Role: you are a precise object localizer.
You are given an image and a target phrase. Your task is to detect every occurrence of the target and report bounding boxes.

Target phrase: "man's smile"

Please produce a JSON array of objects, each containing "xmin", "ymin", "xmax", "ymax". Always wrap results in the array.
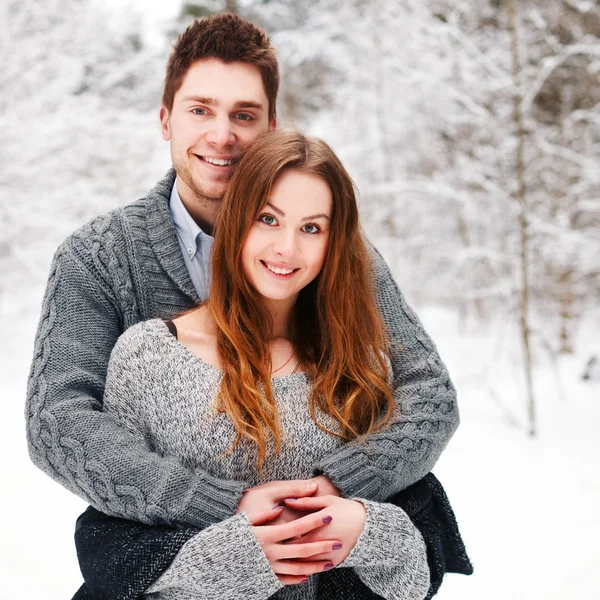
[{"xmin": 195, "ymin": 154, "xmax": 237, "ymax": 167}]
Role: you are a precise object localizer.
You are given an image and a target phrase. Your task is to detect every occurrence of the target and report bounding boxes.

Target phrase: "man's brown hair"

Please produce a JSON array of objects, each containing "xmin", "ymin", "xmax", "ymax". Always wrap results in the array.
[{"xmin": 162, "ymin": 13, "xmax": 279, "ymax": 122}]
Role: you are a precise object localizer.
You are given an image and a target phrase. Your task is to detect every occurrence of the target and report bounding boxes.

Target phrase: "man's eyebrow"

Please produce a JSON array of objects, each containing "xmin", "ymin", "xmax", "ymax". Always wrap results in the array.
[
  {"xmin": 265, "ymin": 202, "xmax": 330, "ymax": 221},
  {"xmin": 234, "ymin": 100, "xmax": 264, "ymax": 110},
  {"xmin": 182, "ymin": 96, "xmax": 217, "ymax": 105},
  {"xmin": 181, "ymin": 96, "xmax": 264, "ymax": 110}
]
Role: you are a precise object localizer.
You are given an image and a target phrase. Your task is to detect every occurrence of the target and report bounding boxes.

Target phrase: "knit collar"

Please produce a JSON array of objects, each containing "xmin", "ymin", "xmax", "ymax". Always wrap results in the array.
[{"xmin": 144, "ymin": 169, "xmax": 200, "ymax": 303}]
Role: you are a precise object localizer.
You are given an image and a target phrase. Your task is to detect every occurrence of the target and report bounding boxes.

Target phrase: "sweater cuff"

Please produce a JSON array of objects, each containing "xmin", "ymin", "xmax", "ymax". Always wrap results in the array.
[
  {"xmin": 182, "ymin": 470, "xmax": 248, "ymax": 527},
  {"xmin": 314, "ymin": 447, "xmax": 385, "ymax": 501},
  {"xmin": 340, "ymin": 499, "xmax": 424, "ymax": 568},
  {"xmin": 339, "ymin": 500, "xmax": 431, "ymax": 599},
  {"xmin": 149, "ymin": 513, "xmax": 283, "ymax": 599},
  {"xmin": 340, "ymin": 499, "xmax": 397, "ymax": 567}
]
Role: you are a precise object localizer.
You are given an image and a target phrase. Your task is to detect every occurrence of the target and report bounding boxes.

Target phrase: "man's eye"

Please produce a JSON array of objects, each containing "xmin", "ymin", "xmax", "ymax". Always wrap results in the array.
[
  {"xmin": 302, "ymin": 224, "xmax": 320, "ymax": 234},
  {"xmin": 236, "ymin": 113, "xmax": 253, "ymax": 121},
  {"xmin": 192, "ymin": 108, "xmax": 207, "ymax": 115},
  {"xmin": 260, "ymin": 215, "xmax": 277, "ymax": 226}
]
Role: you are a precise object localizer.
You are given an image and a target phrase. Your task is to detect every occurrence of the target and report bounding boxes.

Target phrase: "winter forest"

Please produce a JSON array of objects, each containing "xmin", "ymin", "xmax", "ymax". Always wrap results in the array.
[{"xmin": 1, "ymin": 0, "xmax": 599, "ymax": 598}]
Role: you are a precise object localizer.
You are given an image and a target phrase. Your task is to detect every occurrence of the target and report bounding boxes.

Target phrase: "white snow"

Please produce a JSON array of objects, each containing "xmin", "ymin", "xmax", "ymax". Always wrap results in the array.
[
  {"xmin": 1, "ymin": 0, "xmax": 598, "ymax": 596},
  {"xmin": 2, "ymin": 303, "xmax": 598, "ymax": 599}
]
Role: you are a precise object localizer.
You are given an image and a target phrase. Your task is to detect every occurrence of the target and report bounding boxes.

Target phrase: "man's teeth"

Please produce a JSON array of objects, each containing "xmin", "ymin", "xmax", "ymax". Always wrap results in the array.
[
  {"xmin": 203, "ymin": 157, "xmax": 234, "ymax": 166},
  {"xmin": 266, "ymin": 263, "xmax": 295, "ymax": 275}
]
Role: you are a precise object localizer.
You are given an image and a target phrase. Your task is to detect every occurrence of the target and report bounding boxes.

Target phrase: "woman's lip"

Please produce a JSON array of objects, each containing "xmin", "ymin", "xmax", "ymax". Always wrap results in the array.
[
  {"xmin": 262, "ymin": 260, "xmax": 297, "ymax": 270},
  {"xmin": 260, "ymin": 260, "xmax": 299, "ymax": 277}
]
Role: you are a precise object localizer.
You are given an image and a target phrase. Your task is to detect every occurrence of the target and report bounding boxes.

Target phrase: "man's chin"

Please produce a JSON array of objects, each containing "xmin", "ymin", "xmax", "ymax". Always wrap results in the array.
[
  {"xmin": 198, "ymin": 186, "xmax": 227, "ymax": 203},
  {"xmin": 174, "ymin": 166, "xmax": 229, "ymax": 203},
  {"xmin": 189, "ymin": 179, "xmax": 228, "ymax": 204}
]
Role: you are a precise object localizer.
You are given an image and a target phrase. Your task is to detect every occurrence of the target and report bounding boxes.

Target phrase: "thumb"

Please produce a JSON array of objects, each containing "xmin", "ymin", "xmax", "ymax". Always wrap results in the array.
[
  {"xmin": 247, "ymin": 505, "xmax": 284, "ymax": 526},
  {"xmin": 284, "ymin": 496, "xmax": 333, "ymax": 510},
  {"xmin": 272, "ymin": 481, "xmax": 318, "ymax": 502}
]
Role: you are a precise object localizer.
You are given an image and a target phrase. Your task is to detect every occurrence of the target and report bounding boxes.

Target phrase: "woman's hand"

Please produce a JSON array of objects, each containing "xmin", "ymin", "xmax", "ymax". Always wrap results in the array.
[
  {"xmin": 236, "ymin": 479, "xmax": 318, "ymax": 522},
  {"xmin": 268, "ymin": 475, "xmax": 341, "ymax": 529},
  {"xmin": 249, "ymin": 506, "xmax": 342, "ymax": 585},
  {"xmin": 283, "ymin": 495, "xmax": 367, "ymax": 565}
]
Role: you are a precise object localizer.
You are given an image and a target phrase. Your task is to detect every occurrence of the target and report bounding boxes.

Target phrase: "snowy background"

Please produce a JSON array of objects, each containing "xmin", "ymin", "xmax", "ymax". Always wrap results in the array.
[{"xmin": 1, "ymin": 0, "xmax": 599, "ymax": 598}]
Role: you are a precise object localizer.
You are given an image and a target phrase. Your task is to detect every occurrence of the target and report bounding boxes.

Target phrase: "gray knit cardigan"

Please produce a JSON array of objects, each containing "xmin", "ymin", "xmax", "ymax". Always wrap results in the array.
[{"xmin": 26, "ymin": 169, "xmax": 459, "ymax": 529}]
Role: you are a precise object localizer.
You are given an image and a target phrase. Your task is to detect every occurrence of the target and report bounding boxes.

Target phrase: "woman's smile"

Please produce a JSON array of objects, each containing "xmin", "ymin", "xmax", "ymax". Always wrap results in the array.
[{"xmin": 260, "ymin": 260, "xmax": 300, "ymax": 279}]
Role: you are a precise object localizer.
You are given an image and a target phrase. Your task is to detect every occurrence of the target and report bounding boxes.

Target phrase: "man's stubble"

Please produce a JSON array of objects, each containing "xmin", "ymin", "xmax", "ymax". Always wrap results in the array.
[{"xmin": 176, "ymin": 160, "xmax": 228, "ymax": 206}]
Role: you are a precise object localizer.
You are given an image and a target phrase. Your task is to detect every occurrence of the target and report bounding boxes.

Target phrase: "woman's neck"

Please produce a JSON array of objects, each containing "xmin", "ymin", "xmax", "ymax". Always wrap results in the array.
[
  {"xmin": 198, "ymin": 297, "xmax": 296, "ymax": 341},
  {"xmin": 263, "ymin": 296, "xmax": 296, "ymax": 339}
]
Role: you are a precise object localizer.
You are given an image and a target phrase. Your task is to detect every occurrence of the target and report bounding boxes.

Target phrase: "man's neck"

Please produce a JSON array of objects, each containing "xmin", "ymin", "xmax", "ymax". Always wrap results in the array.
[{"xmin": 176, "ymin": 177, "xmax": 219, "ymax": 236}]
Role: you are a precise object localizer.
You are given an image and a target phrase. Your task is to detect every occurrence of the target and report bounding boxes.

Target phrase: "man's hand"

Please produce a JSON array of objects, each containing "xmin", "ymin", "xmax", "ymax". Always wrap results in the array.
[
  {"xmin": 235, "ymin": 479, "xmax": 318, "ymax": 523},
  {"xmin": 249, "ymin": 506, "xmax": 341, "ymax": 585},
  {"xmin": 311, "ymin": 474, "xmax": 341, "ymax": 498}
]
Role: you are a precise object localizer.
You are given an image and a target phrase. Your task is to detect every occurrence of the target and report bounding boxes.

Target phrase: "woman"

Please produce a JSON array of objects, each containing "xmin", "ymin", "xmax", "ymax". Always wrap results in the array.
[{"xmin": 75, "ymin": 130, "xmax": 471, "ymax": 599}]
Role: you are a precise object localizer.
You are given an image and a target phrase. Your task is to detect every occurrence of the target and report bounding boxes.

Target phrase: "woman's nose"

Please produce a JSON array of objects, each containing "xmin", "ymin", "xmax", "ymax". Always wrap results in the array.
[{"xmin": 273, "ymin": 230, "xmax": 296, "ymax": 258}]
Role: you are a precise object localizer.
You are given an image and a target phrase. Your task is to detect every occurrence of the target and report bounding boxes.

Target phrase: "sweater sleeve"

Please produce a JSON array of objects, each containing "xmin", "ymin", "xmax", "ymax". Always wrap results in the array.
[
  {"xmin": 146, "ymin": 513, "xmax": 283, "ymax": 600},
  {"xmin": 25, "ymin": 240, "xmax": 246, "ymax": 528},
  {"xmin": 339, "ymin": 499, "xmax": 430, "ymax": 600},
  {"xmin": 314, "ymin": 243, "xmax": 459, "ymax": 501}
]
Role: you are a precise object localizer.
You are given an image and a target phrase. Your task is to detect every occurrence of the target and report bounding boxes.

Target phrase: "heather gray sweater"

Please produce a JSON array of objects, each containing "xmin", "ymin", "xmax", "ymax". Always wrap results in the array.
[
  {"xmin": 26, "ymin": 169, "xmax": 458, "ymax": 528},
  {"xmin": 103, "ymin": 319, "xmax": 430, "ymax": 600}
]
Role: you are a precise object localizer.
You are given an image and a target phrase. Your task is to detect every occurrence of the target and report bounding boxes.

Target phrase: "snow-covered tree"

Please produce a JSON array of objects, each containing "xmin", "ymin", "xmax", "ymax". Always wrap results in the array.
[
  {"xmin": 241, "ymin": 0, "xmax": 600, "ymax": 357},
  {"xmin": 0, "ymin": 0, "xmax": 167, "ymax": 309}
]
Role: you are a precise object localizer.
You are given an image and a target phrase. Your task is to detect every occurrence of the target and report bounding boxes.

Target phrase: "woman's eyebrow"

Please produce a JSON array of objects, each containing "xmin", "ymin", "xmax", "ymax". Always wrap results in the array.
[
  {"xmin": 302, "ymin": 213, "xmax": 330, "ymax": 221},
  {"xmin": 265, "ymin": 202, "xmax": 330, "ymax": 221}
]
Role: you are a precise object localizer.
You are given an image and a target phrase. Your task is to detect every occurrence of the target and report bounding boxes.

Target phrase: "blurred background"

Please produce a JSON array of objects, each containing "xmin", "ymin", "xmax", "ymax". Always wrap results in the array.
[{"xmin": 1, "ymin": 0, "xmax": 599, "ymax": 597}]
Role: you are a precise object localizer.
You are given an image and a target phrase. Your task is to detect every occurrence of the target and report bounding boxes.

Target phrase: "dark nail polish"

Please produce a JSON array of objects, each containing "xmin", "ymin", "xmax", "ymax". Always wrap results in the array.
[
  {"xmin": 323, "ymin": 563, "xmax": 335, "ymax": 571},
  {"xmin": 322, "ymin": 515, "xmax": 333, "ymax": 524},
  {"xmin": 332, "ymin": 543, "xmax": 343, "ymax": 550}
]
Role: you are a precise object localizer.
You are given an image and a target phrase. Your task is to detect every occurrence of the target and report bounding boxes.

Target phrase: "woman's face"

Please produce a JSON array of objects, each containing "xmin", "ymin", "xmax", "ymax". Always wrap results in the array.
[{"xmin": 241, "ymin": 169, "xmax": 332, "ymax": 306}]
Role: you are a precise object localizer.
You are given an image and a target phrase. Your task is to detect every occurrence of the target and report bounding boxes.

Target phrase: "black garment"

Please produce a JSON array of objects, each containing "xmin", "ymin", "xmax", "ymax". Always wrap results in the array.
[{"xmin": 73, "ymin": 473, "xmax": 472, "ymax": 600}]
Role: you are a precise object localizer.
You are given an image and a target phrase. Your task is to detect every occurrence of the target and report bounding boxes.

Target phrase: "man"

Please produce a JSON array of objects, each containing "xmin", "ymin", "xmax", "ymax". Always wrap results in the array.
[{"xmin": 26, "ymin": 13, "xmax": 458, "ymax": 534}]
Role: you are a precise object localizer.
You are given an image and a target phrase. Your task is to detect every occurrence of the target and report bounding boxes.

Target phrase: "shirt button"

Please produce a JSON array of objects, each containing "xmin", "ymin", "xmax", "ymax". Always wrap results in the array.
[{"xmin": 187, "ymin": 247, "xmax": 193, "ymax": 254}]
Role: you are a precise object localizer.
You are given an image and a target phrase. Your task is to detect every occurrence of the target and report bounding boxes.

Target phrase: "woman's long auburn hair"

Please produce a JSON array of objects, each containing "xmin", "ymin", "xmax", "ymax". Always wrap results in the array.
[{"xmin": 207, "ymin": 130, "xmax": 395, "ymax": 467}]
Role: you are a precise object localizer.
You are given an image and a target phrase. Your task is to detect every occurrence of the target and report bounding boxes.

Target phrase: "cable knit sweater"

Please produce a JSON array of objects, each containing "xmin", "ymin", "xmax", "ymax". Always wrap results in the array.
[
  {"xmin": 102, "ymin": 319, "xmax": 430, "ymax": 600},
  {"xmin": 26, "ymin": 169, "xmax": 458, "ymax": 529}
]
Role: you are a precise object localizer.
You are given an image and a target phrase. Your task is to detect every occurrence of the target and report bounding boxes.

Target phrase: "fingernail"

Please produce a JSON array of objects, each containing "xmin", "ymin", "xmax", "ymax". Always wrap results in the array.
[
  {"xmin": 322, "ymin": 515, "xmax": 333, "ymax": 524},
  {"xmin": 300, "ymin": 577, "xmax": 309, "ymax": 584},
  {"xmin": 305, "ymin": 482, "xmax": 318, "ymax": 489},
  {"xmin": 272, "ymin": 505, "xmax": 284, "ymax": 510},
  {"xmin": 323, "ymin": 563, "xmax": 335, "ymax": 571},
  {"xmin": 332, "ymin": 543, "xmax": 342, "ymax": 550},
  {"xmin": 284, "ymin": 497, "xmax": 298, "ymax": 502}
]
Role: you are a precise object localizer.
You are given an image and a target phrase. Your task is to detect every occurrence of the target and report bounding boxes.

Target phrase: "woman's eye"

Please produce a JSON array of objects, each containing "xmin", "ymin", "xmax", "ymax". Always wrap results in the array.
[
  {"xmin": 260, "ymin": 215, "xmax": 277, "ymax": 226},
  {"xmin": 302, "ymin": 224, "xmax": 320, "ymax": 234}
]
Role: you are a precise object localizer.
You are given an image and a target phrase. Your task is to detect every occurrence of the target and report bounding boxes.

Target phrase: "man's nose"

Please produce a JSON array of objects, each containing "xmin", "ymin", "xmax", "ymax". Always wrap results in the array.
[{"xmin": 205, "ymin": 116, "xmax": 235, "ymax": 147}]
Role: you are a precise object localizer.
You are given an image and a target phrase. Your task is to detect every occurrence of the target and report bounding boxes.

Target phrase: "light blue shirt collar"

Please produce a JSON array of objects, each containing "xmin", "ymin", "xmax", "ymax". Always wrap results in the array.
[{"xmin": 169, "ymin": 181, "xmax": 206, "ymax": 259}]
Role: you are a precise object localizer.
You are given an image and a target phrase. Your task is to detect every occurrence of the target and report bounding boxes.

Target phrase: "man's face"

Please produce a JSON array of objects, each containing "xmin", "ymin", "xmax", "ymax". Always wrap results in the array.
[{"xmin": 160, "ymin": 58, "xmax": 276, "ymax": 206}]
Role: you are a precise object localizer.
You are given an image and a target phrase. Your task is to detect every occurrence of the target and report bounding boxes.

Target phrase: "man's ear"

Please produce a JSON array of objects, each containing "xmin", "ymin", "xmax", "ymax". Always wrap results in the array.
[
  {"xmin": 159, "ymin": 106, "xmax": 171, "ymax": 141},
  {"xmin": 269, "ymin": 115, "xmax": 277, "ymax": 131}
]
